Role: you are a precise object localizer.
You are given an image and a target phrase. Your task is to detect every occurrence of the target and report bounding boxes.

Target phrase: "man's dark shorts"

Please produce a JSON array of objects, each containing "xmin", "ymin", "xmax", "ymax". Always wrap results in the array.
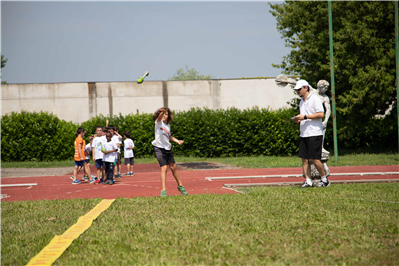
[
  {"xmin": 298, "ymin": 136, "xmax": 323, "ymax": 160},
  {"xmin": 153, "ymin": 146, "xmax": 175, "ymax": 167}
]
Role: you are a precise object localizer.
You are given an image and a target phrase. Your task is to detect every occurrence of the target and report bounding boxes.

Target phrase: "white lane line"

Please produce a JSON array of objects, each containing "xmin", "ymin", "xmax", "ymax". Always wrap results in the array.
[
  {"xmin": 223, "ymin": 178, "xmax": 399, "ymax": 188},
  {"xmin": 222, "ymin": 187, "xmax": 245, "ymax": 194},
  {"xmin": 0, "ymin": 183, "xmax": 38, "ymax": 187},
  {"xmin": 206, "ymin": 172, "xmax": 399, "ymax": 181}
]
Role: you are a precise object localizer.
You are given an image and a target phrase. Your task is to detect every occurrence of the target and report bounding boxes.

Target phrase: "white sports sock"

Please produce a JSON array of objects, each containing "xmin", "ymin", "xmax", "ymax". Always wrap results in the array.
[
  {"xmin": 321, "ymin": 175, "xmax": 327, "ymax": 182},
  {"xmin": 306, "ymin": 178, "xmax": 312, "ymax": 185}
]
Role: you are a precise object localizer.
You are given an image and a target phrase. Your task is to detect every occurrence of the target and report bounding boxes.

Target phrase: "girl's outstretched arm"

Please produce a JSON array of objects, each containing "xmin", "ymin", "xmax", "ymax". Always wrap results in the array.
[{"xmin": 169, "ymin": 135, "xmax": 184, "ymax": 145}]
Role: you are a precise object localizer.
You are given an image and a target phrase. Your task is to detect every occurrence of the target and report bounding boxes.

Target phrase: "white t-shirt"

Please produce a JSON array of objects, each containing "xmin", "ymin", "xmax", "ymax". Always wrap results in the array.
[
  {"xmin": 85, "ymin": 143, "xmax": 92, "ymax": 160},
  {"xmin": 151, "ymin": 120, "xmax": 171, "ymax": 150},
  {"xmin": 299, "ymin": 93, "xmax": 324, "ymax": 137},
  {"xmin": 103, "ymin": 141, "xmax": 118, "ymax": 163},
  {"xmin": 112, "ymin": 135, "xmax": 121, "ymax": 153},
  {"xmin": 124, "ymin": 139, "xmax": 135, "ymax": 158},
  {"xmin": 92, "ymin": 136, "xmax": 106, "ymax": 161}
]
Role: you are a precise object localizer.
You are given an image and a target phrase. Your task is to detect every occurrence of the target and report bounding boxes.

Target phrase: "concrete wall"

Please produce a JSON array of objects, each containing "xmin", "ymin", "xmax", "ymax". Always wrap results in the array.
[{"xmin": 1, "ymin": 79, "xmax": 297, "ymax": 123}]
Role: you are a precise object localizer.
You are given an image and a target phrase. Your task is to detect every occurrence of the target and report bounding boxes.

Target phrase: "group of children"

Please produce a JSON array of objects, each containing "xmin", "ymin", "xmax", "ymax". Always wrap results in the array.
[
  {"xmin": 72, "ymin": 125, "xmax": 135, "ymax": 185},
  {"xmin": 72, "ymin": 107, "xmax": 188, "ymax": 197}
]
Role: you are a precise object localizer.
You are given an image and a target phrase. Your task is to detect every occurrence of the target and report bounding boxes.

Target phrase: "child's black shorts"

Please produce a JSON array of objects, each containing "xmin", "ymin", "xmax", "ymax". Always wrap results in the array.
[
  {"xmin": 153, "ymin": 146, "xmax": 175, "ymax": 167},
  {"xmin": 124, "ymin": 157, "xmax": 134, "ymax": 165}
]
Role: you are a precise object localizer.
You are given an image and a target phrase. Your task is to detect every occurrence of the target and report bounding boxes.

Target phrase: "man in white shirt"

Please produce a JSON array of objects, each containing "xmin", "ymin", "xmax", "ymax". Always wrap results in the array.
[{"xmin": 293, "ymin": 80, "xmax": 330, "ymax": 188}]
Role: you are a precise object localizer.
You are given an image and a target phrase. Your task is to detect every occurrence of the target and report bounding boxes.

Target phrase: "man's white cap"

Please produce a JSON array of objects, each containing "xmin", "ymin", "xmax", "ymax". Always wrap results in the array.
[{"xmin": 293, "ymin": 80, "xmax": 309, "ymax": 90}]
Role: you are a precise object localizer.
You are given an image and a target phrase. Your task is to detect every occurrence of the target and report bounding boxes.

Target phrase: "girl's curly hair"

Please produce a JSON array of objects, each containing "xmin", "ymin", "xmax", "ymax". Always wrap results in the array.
[{"xmin": 152, "ymin": 107, "xmax": 173, "ymax": 123}]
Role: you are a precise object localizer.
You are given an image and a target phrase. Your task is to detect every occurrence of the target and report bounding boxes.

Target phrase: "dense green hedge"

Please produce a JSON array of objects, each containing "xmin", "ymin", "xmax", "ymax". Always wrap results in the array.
[
  {"xmin": 2, "ymin": 107, "xmax": 395, "ymax": 162},
  {"xmin": 1, "ymin": 108, "xmax": 298, "ymax": 162},
  {"xmin": 1, "ymin": 111, "xmax": 77, "ymax": 161},
  {"xmin": 171, "ymin": 107, "xmax": 298, "ymax": 157}
]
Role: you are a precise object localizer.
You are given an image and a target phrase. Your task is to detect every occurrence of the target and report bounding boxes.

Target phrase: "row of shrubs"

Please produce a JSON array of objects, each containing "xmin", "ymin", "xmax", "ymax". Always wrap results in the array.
[
  {"xmin": 1, "ymin": 107, "xmax": 396, "ymax": 162},
  {"xmin": 1, "ymin": 108, "xmax": 299, "ymax": 162}
]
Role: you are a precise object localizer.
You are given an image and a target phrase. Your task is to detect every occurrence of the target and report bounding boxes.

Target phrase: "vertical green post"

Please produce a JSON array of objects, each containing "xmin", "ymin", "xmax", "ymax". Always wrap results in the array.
[
  {"xmin": 328, "ymin": 1, "xmax": 338, "ymax": 162},
  {"xmin": 396, "ymin": 1, "xmax": 399, "ymax": 155}
]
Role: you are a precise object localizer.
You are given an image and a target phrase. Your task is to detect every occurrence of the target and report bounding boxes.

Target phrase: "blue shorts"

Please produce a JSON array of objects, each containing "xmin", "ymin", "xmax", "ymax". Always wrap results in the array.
[
  {"xmin": 75, "ymin": 160, "xmax": 84, "ymax": 167},
  {"xmin": 84, "ymin": 159, "xmax": 90, "ymax": 164},
  {"xmin": 95, "ymin": 159, "xmax": 104, "ymax": 169}
]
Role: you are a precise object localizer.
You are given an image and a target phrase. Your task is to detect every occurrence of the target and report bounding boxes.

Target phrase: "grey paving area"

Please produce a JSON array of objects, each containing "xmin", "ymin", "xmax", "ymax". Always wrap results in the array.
[{"xmin": 1, "ymin": 167, "xmax": 72, "ymax": 178}]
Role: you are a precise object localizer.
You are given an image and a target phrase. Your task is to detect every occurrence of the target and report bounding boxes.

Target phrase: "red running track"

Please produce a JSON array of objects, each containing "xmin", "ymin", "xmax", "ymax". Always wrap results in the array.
[{"xmin": 1, "ymin": 164, "xmax": 398, "ymax": 202}]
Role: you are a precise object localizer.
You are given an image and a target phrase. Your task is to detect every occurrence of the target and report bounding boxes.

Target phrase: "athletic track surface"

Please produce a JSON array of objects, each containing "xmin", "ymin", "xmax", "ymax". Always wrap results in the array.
[{"xmin": 1, "ymin": 164, "xmax": 398, "ymax": 202}]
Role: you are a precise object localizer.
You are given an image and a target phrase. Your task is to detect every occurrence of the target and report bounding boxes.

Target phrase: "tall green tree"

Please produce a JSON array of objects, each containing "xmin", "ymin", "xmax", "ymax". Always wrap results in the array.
[
  {"xmin": 270, "ymin": 1, "xmax": 397, "ymax": 149},
  {"xmin": 0, "ymin": 53, "xmax": 8, "ymax": 79},
  {"xmin": 168, "ymin": 65, "xmax": 215, "ymax": 80}
]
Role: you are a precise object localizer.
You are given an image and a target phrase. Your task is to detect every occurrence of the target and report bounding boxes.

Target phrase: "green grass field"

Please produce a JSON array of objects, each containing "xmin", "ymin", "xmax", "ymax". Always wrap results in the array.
[
  {"xmin": 2, "ymin": 183, "xmax": 398, "ymax": 265},
  {"xmin": 1, "ymin": 153, "xmax": 398, "ymax": 169}
]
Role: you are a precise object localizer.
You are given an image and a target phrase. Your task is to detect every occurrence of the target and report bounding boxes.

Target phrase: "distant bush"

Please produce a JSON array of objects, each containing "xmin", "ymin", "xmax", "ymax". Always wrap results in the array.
[
  {"xmin": 3, "ymin": 107, "xmax": 396, "ymax": 162},
  {"xmin": 80, "ymin": 113, "xmax": 155, "ymax": 158},
  {"xmin": 1, "ymin": 108, "xmax": 300, "ymax": 162},
  {"xmin": 171, "ymin": 107, "xmax": 299, "ymax": 157},
  {"xmin": 1, "ymin": 111, "xmax": 76, "ymax": 162}
]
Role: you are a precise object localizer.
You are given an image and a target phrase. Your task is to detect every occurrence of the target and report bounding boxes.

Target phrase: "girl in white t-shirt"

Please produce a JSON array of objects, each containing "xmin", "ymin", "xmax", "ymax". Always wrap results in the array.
[
  {"xmin": 151, "ymin": 107, "xmax": 188, "ymax": 197},
  {"xmin": 123, "ymin": 131, "xmax": 135, "ymax": 176}
]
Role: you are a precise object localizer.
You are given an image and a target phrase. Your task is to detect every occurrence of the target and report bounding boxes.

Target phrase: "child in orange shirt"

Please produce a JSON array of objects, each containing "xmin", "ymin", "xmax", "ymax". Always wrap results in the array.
[{"xmin": 72, "ymin": 127, "xmax": 95, "ymax": 184}]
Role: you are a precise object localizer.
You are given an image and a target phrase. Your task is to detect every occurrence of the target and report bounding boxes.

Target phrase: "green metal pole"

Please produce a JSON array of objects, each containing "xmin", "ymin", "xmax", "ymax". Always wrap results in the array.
[
  {"xmin": 328, "ymin": 1, "xmax": 338, "ymax": 162},
  {"xmin": 396, "ymin": 1, "xmax": 399, "ymax": 155}
]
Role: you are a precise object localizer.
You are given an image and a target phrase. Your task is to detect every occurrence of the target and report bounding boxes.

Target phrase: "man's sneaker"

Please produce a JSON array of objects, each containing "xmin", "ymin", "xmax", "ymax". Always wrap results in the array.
[
  {"xmin": 317, "ymin": 180, "xmax": 331, "ymax": 187},
  {"xmin": 100, "ymin": 178, "xmax": 104, "ymax": 184},
  {"xmin": 130, "ymin": 172, "xmax": 134, "ymax": 176},
  {"xmin": 105, "ymin": 180, "xmax": 113, "ymax": 185},
  {"xmin": 81, "ymin": 176, "xmax": 89, "ymax": 181},
  {"xmin": 301, "ymin": 182, "xmax": 313, "ymax": 188},
  {"xmin": 160, "ymin": 190, "xmax": 167, "ymax": 197},
  {"xmin": 72, "ymin": 179, "xmax": 81, "ymax": 185},
  {"xmin": 94, "ymin": 179, "xmax": 101, "ymax": 184},
  {"xmin": 70, "ymin": 176, "xmax": 74, "ymax": 180},
  {"xmin": 177, "ymin": 186, "xmax": 188, "ymax": 195}
]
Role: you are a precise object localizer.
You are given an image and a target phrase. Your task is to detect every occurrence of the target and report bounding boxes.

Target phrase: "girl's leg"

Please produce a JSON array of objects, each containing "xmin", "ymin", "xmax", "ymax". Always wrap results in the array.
[
  {"xmin": 160, "ymin": 165, "xmax": 168, "ymax": 191},
  {"xmin": 169, "ymin": 163, "xmax": 183, "ymax": 186}
]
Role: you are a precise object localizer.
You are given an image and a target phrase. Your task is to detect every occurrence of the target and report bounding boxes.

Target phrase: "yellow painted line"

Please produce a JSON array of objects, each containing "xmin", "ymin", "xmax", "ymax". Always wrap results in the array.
[{"xmin": 26, "ymin": 199, "xmax": 115, "ymax": 266}]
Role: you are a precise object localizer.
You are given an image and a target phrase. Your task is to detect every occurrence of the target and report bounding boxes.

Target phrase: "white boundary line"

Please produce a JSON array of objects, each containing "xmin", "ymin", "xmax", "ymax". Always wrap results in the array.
[
  {"xmin": 206, "ymin": 172, "xmax": 399, "ymax": 181},
  {"xmin": 223, "ymin": 178, "xmax": 399, "ymax": 188},
  {"xmin": 0, "ymin": 183, "xmax": 37, "ymax": 187},
  {"xmin": 222, "ymin": 187, "xmax": 245, "ymax": 194}
]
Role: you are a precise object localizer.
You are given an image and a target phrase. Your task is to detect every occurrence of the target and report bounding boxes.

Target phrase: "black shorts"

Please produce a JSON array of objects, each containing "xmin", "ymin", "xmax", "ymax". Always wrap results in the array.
[
  {"xmin": 124, "ymin": 157, "xmax": 134, "ymax": 165},
  {"xmin": 298, "ymin": 136, "xmax": 323, "ymax": 160},
  {"xmin": 95, "ymin": 159, "xmax": 104, "ymax": 169},
  {"xmin": 153, "ymin": 146, "xmax": 175, "ymax": 167}
]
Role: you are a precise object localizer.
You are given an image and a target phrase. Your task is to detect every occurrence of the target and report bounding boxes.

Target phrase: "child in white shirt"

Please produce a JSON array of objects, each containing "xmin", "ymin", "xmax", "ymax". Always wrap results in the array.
[
  {"xmin": 123, "ymin": 130, "xmax": 135, "ymax": 176},
  {"xmin": 103, "ymin": 132, "xmax": 118, "ymax": 185}
]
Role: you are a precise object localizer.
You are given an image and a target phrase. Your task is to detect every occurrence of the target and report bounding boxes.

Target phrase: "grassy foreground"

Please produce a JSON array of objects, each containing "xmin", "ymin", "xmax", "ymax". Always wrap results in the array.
[
  {"xmin": 1, "ymin": 153, "xmax": 398, "ymax": 168},
  {"xmin": 2, "ymin": 183, "xmax": 398, "ymax": 265}
]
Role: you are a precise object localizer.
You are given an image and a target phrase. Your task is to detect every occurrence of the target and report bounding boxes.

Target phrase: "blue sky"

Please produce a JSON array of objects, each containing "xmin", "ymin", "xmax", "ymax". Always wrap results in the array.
[{"xmin": 1, "ymin": 1, "xmax": 289, "ymax": 84}]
